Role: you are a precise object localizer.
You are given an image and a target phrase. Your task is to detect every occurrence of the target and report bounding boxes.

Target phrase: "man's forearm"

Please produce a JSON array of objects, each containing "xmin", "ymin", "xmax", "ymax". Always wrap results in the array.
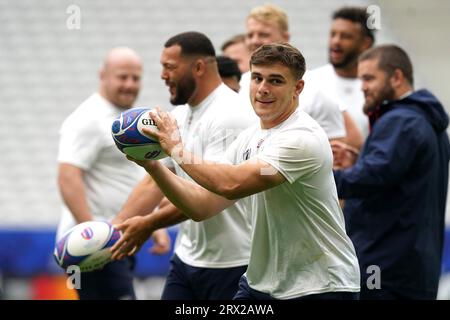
[
  {"xmin": 174, "ymin": 148, "xmax": 246, "ymax": 199},
  {"xmin": 58, "ymin": 164, "xmax": 93, "ymax": 224},
  {"xmin": 174, "ymin": 149, "xmax": 282, "ymax": 200},
  {"xmin": 61, "ymin": 188, "xmax": 92, "ymax": 224},
  {"xmin": 144, "ymin": 160, "xmax": 233, "ymax": 221},
  {"xmin": 342, "ymin": 111, "xmax": 364, "ymax": 150},
  {"xmin": 145, "ymin": 202, "xmax": 188, "ymax": 231}
]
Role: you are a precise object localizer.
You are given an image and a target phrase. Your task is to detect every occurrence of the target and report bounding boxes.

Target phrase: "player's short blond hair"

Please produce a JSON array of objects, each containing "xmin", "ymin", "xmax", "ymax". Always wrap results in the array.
[{"xmin": 247, "ymin": 4, "xmax": 289, "ymax": 32}]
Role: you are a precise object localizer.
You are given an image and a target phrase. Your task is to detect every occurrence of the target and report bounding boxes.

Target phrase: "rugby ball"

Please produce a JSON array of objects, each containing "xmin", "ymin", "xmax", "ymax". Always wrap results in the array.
[
  {"xmin": 53, "ymin": 221, "xmax": 121, "ymax": 272},
  {"xmin": 111, "ymin": 107, "xmax": 167, "ymax": 160}
]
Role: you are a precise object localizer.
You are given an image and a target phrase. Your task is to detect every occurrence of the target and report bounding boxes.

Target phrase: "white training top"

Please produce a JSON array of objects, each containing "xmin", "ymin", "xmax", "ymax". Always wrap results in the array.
[
  {"xmin": 239, "ymin": 71, "xmax": 345, "ymax": 139},
  {"xmin": 56, "ymin": 93, "xmax": 146, "ymax": 239},
  {"xmin": 226, "ymin": 108, "xmax": 360, "ymax": 299},
  {"xmin": 162, "ymin": 84, "xmax": 255, "ymax": 268},
  {"xmin": 306, "ymin": 64, "xmax": 369, "ymax": 137}
]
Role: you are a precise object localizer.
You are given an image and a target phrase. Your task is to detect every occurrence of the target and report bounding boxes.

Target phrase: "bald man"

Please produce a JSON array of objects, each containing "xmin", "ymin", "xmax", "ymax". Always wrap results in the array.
[{"xmin": 56, "ymin": 47, "xmax": 170, "ymax": 300}]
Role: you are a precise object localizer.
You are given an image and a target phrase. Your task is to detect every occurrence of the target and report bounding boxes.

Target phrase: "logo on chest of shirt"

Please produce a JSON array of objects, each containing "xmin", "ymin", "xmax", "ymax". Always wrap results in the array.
[
  {"xmin": 256, "ymin": 138, "xmax": 265, "ymax": 150},
  {"xmin": 243, "ymin": 148, "xmax": 251, "ymax": 161},
  {"xmin": 242, "ymin": 138, "xmax": 266, "ymax": 161}
]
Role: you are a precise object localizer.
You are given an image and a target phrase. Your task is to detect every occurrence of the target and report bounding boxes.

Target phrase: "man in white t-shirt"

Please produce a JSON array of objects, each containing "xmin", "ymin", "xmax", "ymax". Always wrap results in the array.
[
  {"xmin": 110, "ymin": 32, "xmax": 255, "ymax": 300},
  {"xmin": 57, "ymin": 47, "xmax": 170, "ymax": 300},
  {"xmin": 307, "ymin": 6, "xmax": 375, "ymax": 143},
  {"xmin": 239, "ymin": 4, "xmax": 356, "ymax": 144},
  {"xmin": 126, "ymin": 43, "xmax": 360, "ymax": 300}
]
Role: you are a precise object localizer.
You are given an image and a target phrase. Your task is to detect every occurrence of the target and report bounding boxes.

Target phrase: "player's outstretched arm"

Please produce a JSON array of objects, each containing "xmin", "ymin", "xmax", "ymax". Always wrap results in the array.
[
  {"xmin": 129, "ymin": 158, "xmax": 235, "ymax": 222},
  {"xmin": 144, "ymin": 108, "xmax": 287, "ymax": 200}
]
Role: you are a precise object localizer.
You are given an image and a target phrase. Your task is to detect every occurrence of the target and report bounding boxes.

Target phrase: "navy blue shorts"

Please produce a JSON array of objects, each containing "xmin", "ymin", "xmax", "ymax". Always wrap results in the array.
[
  {"xmin": 234, "ymin": 275, "xmax": 359, "ymax": 300},
  {"xmin": 161, "ymin": 254, "xmax": 247, "ymax": 300},
  {"xmin": 75, "ymin": 256, "xmax": 136, "ymax": 300}
]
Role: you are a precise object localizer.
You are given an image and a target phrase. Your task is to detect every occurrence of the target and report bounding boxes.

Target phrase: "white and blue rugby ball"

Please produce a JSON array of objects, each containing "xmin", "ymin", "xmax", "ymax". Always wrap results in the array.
[
  {"xmin": 111, "ymin": 107, "xmax": 167, "ymax": 160},
  {"xmin": 53, "ymin": 221, "xmax": 122, "ymax": 272}
]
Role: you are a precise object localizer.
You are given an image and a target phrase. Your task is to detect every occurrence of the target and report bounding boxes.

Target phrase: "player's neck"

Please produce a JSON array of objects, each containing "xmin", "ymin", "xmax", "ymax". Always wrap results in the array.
[
  {"xmin": 98, "ymin": 87, "xmax": 108, "ymax": 102},
  {"xmin": 260, "ymin": 104, "xmax": 297, "ymax": 129},
  {"xmin": 334, "ymin": 62, "xmax": 358, "ymax": 79},
  {"xmin": 188, "ymin": 74, "xmax": 222, "ymax": 107}
]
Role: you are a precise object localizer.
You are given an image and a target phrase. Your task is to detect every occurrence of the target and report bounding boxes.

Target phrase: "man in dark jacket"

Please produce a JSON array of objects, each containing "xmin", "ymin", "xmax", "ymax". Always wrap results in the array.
[{"xmin": 333, "ymin": 44, "xmax": 450, "ymax": 299}]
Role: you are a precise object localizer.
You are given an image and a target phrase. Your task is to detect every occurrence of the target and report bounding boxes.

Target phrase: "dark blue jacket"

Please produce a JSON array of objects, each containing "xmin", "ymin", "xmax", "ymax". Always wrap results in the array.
[{"xmin": 334, "ymin": 89, "xmax": 450, "ymax": 299}]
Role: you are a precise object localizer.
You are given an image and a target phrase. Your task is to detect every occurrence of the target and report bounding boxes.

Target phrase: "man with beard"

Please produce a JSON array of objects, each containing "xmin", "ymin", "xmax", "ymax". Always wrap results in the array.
[
  {"xmin": 57, "ymin": 47, "xmax": 170, "ymax": 299},
  {"xmin": 333, "ymin": 45, "xmax": 450, "ymax": 299},
  {"xmin": 110, "ymin": 32, "xmax": 254, "ymax": 299},
  {"xmin": 307, "ymin": 7, "xmax": 375, "ymax": 145}
]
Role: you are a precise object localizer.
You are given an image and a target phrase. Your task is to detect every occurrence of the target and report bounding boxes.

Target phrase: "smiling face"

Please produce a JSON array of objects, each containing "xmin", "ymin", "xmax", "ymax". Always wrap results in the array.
[
  {"xmin": 100, "ymin": 50, "xmax": 142, "ymax": 109},
  {"xmin": 250, "ymin": 62, "xmax": 303, "ymax": 128},
  {"xmin": 160, "ymin": 45, "xmax": 197, "ymax": 106}
]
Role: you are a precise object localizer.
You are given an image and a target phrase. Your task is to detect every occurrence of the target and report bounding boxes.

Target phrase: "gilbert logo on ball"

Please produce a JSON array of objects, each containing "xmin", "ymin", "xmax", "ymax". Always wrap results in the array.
[{"xmin": 111, "ymin": 107, "xmax": 167, "ymax": 160}]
